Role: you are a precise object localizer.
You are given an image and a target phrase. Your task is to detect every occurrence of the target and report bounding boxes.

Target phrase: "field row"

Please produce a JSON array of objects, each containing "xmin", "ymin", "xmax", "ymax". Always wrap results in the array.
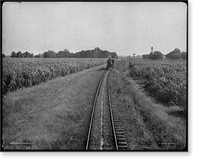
[
  {"xmin": 2, "ymin": 58, "xmax": 106, "ymax": 95},
  {"xmin": 129, "ymin": 59, "xmax": 187, "ymax": 110}
]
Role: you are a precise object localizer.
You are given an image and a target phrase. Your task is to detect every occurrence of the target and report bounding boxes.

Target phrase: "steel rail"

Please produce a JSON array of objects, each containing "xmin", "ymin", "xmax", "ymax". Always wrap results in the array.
[
  {"xmin": 86, "ymin": 65, "xmax": 127, "ymax": 150},
  {"xmin": 107, "ymin": 68, "xmax": 128, "ymax": 150},
  {"xmin": 86, "ymin": 71, "xmax": 107, "ymax": 150},
  {"xmin": 107, "ymin": 71, "xmax": 118, "ymax": 150}
]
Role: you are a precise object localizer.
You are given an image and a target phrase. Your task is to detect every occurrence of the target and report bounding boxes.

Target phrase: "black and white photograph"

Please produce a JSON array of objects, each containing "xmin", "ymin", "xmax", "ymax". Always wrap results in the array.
[{"xmin": 1, "ymin": 1, "xmax": 188, "ymax": 151}]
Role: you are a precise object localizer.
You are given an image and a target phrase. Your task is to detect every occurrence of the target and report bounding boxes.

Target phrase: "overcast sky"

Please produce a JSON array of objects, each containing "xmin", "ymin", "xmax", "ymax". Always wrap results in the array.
[{"xmin": 2, "ymin": 2, "xmax": 187, "ymax": 56}]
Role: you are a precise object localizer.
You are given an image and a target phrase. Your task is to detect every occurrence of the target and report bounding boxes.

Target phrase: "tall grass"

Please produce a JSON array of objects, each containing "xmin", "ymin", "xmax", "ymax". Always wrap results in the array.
[
  {"xmin": 2, "ymin": 58, "xmax": 106, "ymax": 95},
  {"xmin": 129, "ymin": 59, "xmax": 187, "ymax": 110}
]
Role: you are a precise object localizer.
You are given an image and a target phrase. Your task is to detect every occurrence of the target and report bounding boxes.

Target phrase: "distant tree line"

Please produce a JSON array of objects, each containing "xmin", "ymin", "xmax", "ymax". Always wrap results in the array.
[
  {"xmin": 142, "ymin": 48, "xmax": 187, "ymax": 60},
  {"xmin": 166, "ymin": 48, "xmax": 187, "ymax": 60},
  {"xmin": 2, "ymin": 53, "xmax": 6, "ymax": 58},
  {"xmin": 10, "ymin": 47, "xmax": 118, "ymax": 59},
  {"xmin": 11, "ymin": 51, "xmax": 34, "ymax": 58}
]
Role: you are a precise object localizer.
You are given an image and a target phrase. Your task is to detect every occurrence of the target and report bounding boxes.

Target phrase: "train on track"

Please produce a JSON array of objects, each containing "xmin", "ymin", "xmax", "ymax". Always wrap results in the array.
[
  {"xmin": 106, "ymin": 58, "xmax": 115, "ymax": 70},
  {"xmin": 86, "ymin": 70, "xmax": 127, "ymax": 150}
]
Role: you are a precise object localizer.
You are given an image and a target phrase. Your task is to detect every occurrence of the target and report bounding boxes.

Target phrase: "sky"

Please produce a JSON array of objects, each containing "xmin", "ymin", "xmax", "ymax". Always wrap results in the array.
[{"xmin": 2, "ymin": 2, "xmax": 187, "ymax": 56}]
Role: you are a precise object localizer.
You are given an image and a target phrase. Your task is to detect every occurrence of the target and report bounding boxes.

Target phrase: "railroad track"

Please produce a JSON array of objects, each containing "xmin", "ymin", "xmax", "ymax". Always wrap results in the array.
[{"xmin": 86, "ymin": 69, "xmax": 127, "ymax": 150}]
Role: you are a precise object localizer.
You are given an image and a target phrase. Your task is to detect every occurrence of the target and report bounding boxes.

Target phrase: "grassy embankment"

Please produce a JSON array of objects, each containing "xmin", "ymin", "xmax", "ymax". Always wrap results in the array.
[
  {"xmin": 2, "ymin": 65, "xmax": 105, "ymax": 150},
  {"xmin": 109, "ymin": 59, "xmax": 187, "ymax": 150}
]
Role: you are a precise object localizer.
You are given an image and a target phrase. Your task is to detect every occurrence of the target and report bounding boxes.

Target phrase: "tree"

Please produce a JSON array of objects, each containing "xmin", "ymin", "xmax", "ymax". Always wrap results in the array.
[
  {"xmin": 9, "ymin": 48, "xmax": 118, "ymax": 59},
  {"xmin": 43, "ymin": 50, "xmax": 57, "ymax": 58},
  {"xmin": 142, "ymin": 54, "xmax": 149, "ymax": 59},
  {"xmin": 72, "ymin": 48, "xmax": 118, "ymax": 58},
  {"xmin": 181, "ymin": 52, "xmax": 187, "ymax": 60},
  {"xmin": 11, "ymin": 51, "xmax": 17, "ymax": 58},
  {"xmin": 57, "ymin": 49, "xmax": 74, "ymax": 58},
  {"xmin": 149, "ymin": 51, "xmax": 163, "ymax": 60},
  {"xmin": 166, "ymin": 48, "xmax": 182, "ymax": 59},
  {"xmin": 24, "ymin": 51, "xmax": 34, "ymax": 58},
  {"xmin": 64, "ymin": 49, "xmax": 69, "ymax": 52},
  {"xmin": 30, "ymin": 53, "xmax": 34, "ymax": 58},
  {"xmin": 17, "ymin": 51, "xmax": 24, "ymax": 58},
  {"xmin": 35, "ymin": 54, "xmax": 41, "ymax": 58},
  {"xmin": 11, "ymin": 51, "xmax": 22, "ymax": 58},
  {"xmin": 2, "ymin": 53, "xmax": 6, "ymax": 58}
]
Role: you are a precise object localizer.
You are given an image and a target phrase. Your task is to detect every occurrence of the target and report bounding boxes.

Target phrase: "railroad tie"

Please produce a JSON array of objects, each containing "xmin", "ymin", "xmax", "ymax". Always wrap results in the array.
[
  {"xmin": 118, "ymin": 145, "xmax": 128, "ymax": 150},
  {"xmin": 116, "ymin": 134, "xmax": 125, "ymax": 138},
  {"xmin": 107, "ymin": 72, "xmax": 128, "ymax": 151},
  {"xmin": 114, "ymin": 123, "xmax": 128, "ymax": 150}
]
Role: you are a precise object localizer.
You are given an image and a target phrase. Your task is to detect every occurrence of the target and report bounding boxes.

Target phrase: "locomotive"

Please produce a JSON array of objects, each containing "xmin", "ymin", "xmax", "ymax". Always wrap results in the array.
[{"xmin": 106, "ymin": 58, "xmax": 115, "ymax": 70}]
